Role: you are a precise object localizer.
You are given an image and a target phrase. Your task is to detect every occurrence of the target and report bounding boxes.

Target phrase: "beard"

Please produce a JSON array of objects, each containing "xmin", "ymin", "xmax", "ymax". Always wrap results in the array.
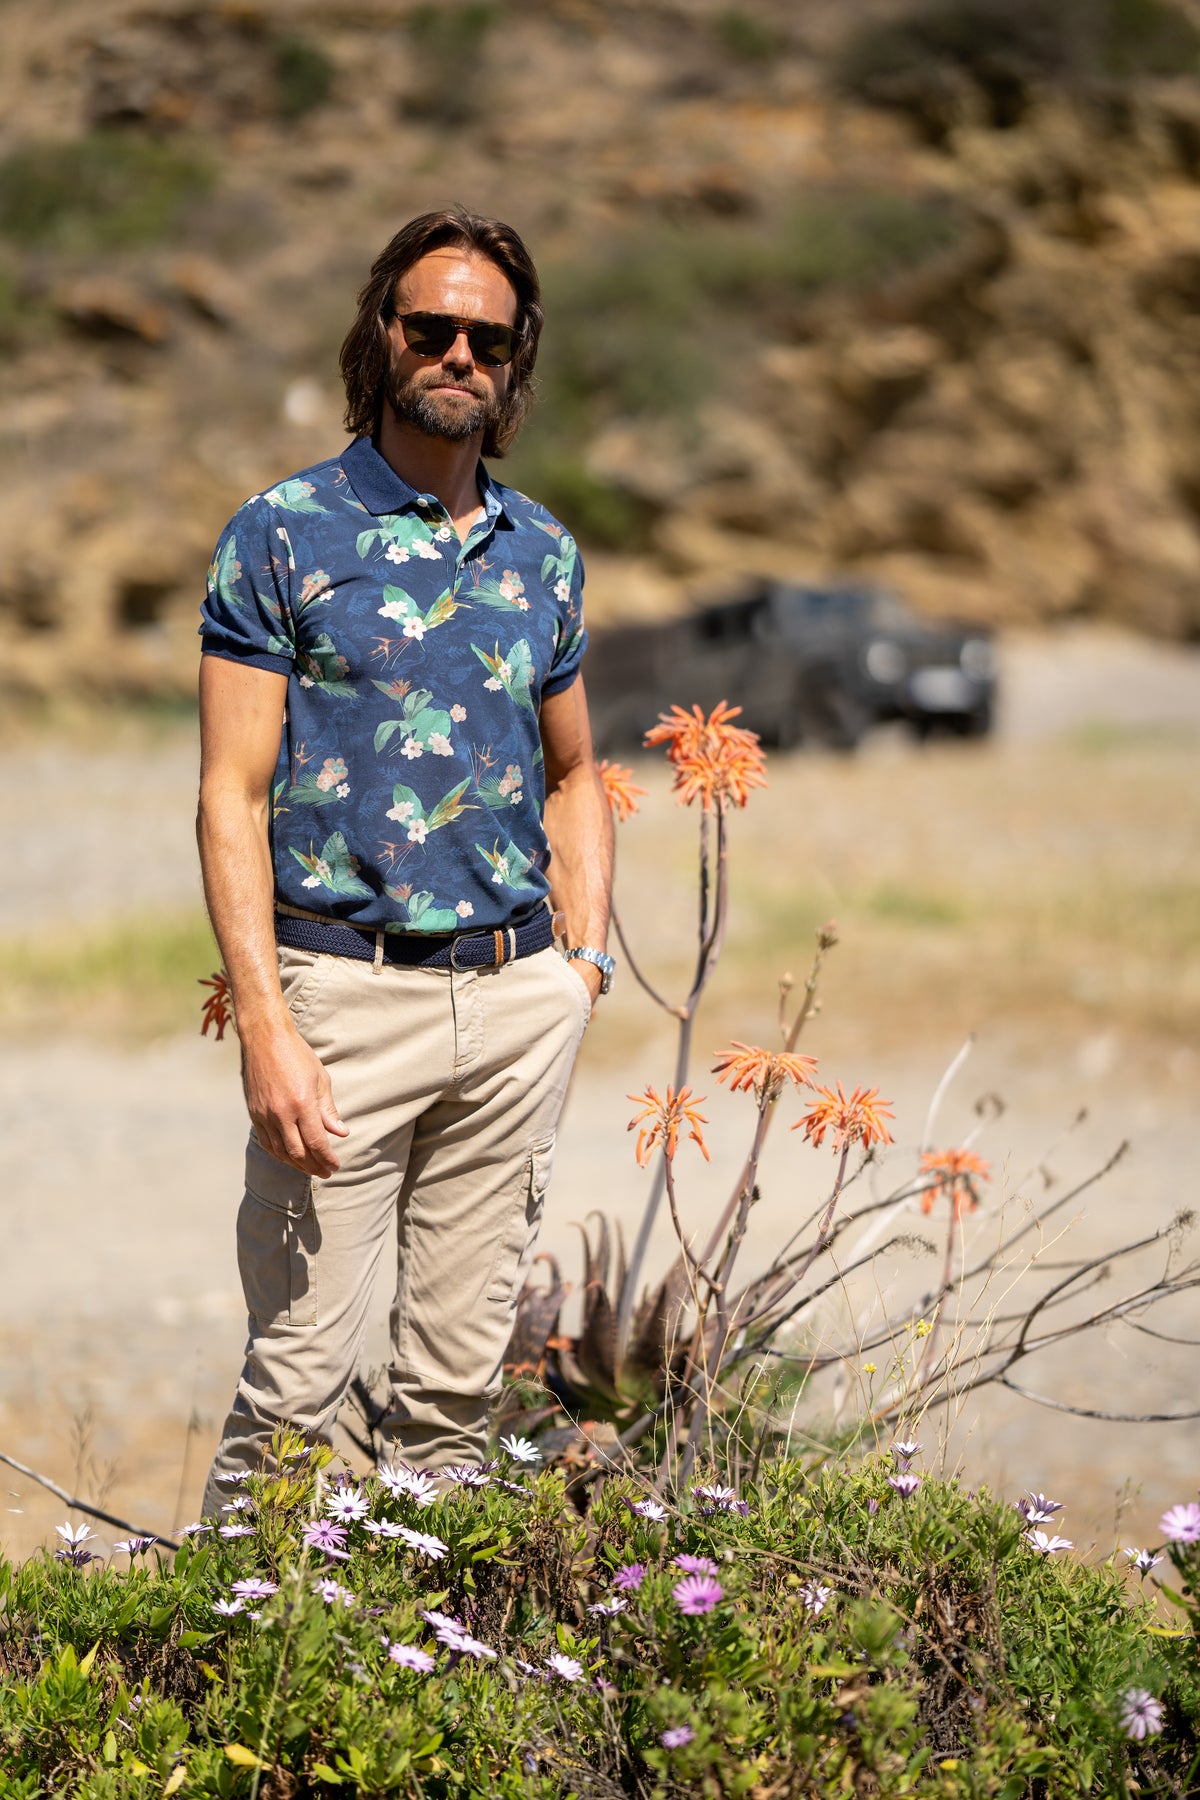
[{"xmin": 384, "ymin": 364, "xmax": 504, "ymax": 444}]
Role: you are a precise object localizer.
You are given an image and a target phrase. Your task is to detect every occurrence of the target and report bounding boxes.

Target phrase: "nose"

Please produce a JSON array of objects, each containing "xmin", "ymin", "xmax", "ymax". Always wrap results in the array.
[{"xmin": 441, "ymin": 328, "xmax": 474, "ymax": 372}]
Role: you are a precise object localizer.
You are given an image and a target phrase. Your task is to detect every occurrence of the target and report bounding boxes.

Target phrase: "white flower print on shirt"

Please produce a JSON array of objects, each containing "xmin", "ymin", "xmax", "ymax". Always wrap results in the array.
[
  {"xmin": 386, "ymin": 800, "xmax": 415, "ymax": 822},
  {"xmin": 455, "ymin": 901, "xmax": 474, "ymax": 917},
  {"xmin": 407, "ymin": 820, "xmax": 428, "ymax": 844},
  {"xmin": 401, "ymin": 739, "xmax": 424, "ymax": 760},
  {"xmin": 450, "ymin": 704, "xmax": 467, "ymax": 722},
  {"xmin": 554, "ymin": 578, "xmax": 570, "ymax": 603},
  {"xmin": 413, "ymin": 540, "xmax": 442, "ymax": 560},
  {"xmin": 299, "ymin": 674, "xmax": 315, "ymax": 688},
  {"xmin": 498, "ymin": 661, "xmax": 513, "ymax": 682},
  {"xmin": 483, "ymin": 676, "xmax": 503, "ymax": 691},
  {"xmin": 379, "ymin": 597, "xmax": 410, "ymax": 620},
  {"xmin": 335, "ymin": 782, "xmax": 350, "ymax": 799},
  {"xmin": 428, "ymin": 733, "xmax": 453, "ymax": 756},
  {"xmin": 385, "ymin": 544, "xmax": 410, "ymax": 564},
  {"xmin": 403, "ymin": 617, "xmax": 426, "ymax": 641}
]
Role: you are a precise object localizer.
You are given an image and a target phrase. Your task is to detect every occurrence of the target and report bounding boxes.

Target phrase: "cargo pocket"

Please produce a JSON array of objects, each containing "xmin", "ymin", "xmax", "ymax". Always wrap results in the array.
[
  {"xmin": 237, "ymin": 1138, "xmax": 319, "ymax": 1327},
  {"xmin": 485, "ymin": 1136, "xmax": 555, "ymax": 1305}
]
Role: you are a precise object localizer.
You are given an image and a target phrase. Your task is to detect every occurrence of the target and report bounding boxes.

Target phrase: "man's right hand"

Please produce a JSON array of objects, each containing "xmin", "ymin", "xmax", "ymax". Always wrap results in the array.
[{"xmin": 240, "ymin": 1023, "xmax": 349, "ymax": 1178}]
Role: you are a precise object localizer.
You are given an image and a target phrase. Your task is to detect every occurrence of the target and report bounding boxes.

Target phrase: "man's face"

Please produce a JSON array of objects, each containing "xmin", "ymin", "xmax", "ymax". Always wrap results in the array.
[{"xmin": 383, "ymin": 248, "xmax": 519, "ymax": 444}]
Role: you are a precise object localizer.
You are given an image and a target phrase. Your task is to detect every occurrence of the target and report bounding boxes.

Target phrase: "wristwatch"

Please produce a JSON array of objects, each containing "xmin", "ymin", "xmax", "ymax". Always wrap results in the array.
[{"xmin": 565, "ymin": 945, "xmax": 616, "ymax": 995}]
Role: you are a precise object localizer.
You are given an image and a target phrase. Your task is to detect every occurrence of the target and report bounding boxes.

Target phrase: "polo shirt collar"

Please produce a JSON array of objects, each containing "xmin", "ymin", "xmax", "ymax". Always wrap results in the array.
[{"xmin": 342, "ymin": 435, "xmax": 512, "ymax": 526}]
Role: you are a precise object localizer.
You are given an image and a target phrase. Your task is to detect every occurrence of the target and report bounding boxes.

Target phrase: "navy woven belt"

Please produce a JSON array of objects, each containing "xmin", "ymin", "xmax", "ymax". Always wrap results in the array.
[{"xmin": 275, "ymin": 905, "xmax": 555, "ymax": 970}]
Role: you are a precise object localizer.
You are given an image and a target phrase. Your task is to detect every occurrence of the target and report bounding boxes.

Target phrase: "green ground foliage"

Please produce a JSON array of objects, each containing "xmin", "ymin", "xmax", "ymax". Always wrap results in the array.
[
  {"xmin": 2, "ymin": 1435, "xmax": 1196, "ymax": 1797},
  {"xmin": 0, "ymin": 134, "xmax": 213, "ymax": 252}
]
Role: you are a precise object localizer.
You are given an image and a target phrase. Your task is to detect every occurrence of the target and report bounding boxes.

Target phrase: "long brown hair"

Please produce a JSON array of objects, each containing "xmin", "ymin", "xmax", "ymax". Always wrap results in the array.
[{"xmin": 339, "ymin": 207, "xmax": 543, "ymax": 458}]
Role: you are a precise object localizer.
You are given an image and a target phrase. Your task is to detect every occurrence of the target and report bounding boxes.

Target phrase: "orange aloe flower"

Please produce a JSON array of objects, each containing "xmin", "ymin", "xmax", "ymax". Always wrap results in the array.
[
  {"xmin": 627, "ymin": 1084, "xmax": 711, "ymax": 1167},
  {"xmin": 643, "ymin": 700, "xmax": 767, "ymax": 812},
  {"xmin": 794, "ymin": 1081, "xmax": 895, "ymax": 1153},
  {"xmin": 919, "ymin": 1148, "xmax": 991, "ymax": 1219},
  {"xmin": 597, "ymin": 758, "xmax": 647, "ymax": 823},
  {"xmin": 199, "ymin": 970, "xmax": 235, "ymax": 1041},
  {"xmin": 712, "ymin": 1042, "xmax": 819, "ymax": 1105}
]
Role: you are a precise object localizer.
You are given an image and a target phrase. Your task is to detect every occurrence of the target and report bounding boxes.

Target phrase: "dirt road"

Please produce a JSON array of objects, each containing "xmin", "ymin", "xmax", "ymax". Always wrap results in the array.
[{"xmin": 3, "ymin": 625, "xmax": 1197, "ymax": 1562}]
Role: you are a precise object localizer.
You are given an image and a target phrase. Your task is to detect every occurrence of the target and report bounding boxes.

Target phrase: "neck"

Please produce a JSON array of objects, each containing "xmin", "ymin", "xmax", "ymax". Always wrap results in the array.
[{"xmin": 374, "ymin": 410, "xmax": 485, "ymax": 523}]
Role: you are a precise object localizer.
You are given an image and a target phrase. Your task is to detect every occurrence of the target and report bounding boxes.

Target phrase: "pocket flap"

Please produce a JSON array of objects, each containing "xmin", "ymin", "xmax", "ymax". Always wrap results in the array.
[{"xmin": 245, "ymin": 1135, "xmax": 313, "ymax": 1216}]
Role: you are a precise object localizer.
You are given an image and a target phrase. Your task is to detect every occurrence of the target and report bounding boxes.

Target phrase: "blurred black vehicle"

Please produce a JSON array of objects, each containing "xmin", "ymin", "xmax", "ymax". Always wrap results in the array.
[{"xmin": 585, "ymin": 581, "xmax": 996, "ymax": 752}]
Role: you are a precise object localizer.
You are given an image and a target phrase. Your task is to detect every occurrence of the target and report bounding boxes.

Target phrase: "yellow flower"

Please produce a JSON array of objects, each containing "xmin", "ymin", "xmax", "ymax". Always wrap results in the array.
[{"xmin": 863, "ymin": 1362, "xmax": 876, "ymax": 1375}]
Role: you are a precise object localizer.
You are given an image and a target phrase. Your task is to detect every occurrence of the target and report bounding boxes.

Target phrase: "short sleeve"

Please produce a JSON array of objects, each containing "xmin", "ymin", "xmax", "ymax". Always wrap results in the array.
[
  {"xmin": 199, "ymin": 496, "xmax": 295, "ymax": 674},
  {"xmin": 542, "ymin": 532, "xmax": 588, "ymax": 698}
]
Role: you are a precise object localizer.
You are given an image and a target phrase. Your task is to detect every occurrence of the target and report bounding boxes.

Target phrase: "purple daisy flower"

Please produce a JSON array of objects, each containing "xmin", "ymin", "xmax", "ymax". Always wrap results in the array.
[
  {"xmin": 888, "ymin": 1473, "xmax": 922, "ymax": 1498},
  {"xmin": 799, "ymin": 1581, "xmax": 832, "ymax": 1616},
  {"xmin": 362, "ymin": 1518, "xmax": 406, "ymax": 1538},
  {"xmin": 1123, "ymin": 1547, "xmax": 1164, "ymax": 1577},
  {"xmin": 672, "ymin": 1573, "xmax": 723, "ymax": 1615},
  {"xmin": 588, "ymin": 1596, "xmax": 628, "ymax": 1617},
  {"xmin": 214, "ymin": 1471, "xmax": 249, "ymax": 1487},
  {"xmin": 1119, "ymin": 1688, "xmax": 1164, "ymax": 1740},
  {"xmin": 1160, "ymin": 1501, "xmax": 1200, "ymax": 1544},
  {"xmin": 672, "ymin": 1553, "xmax": 719, "ymax": 1575},
  {"xmin": 499, "ymin": 1434, "xmax": 542, "ymax": 1464},
  {"xmin": 231, "ymin": 1576, "xmax": 278, "ymax": 1601},
  {"xmin": 443, "ymin": 1463, "xmax": 492, "ymax": 1489},
  {"xmin": 545, "ymin": 1652, "xmax": 584, "ymax": 1682},
  {"xmin": 1017, "ymin": 1491, "xmax": 1064, "ymax": 1524},
  {"xmin": 629, "ymin": 1498, "xmax": 668, "ymax": 1521},
  {"xmin": 324, "ymin": 1486, "xmax": 369, "ymax": 1524},
  {"xmin": 866, "ymin": 1497, "xmax": 881, "ymax": 1516},
  {"xmin": 212, "ymin": 1597, "xmax": 244, "ymax": 1617},
  {"xmin": 221, "ymin": 1495, "xmax": 254, "ymax": 1513},
  {"xmin": 219, "ymin": 1523, "xmax": 255, "ymax": 1540},
  {"xmin": 388, "ymin": 1642, "xmax": 435, "ymax": 1672},
  {"xmin": 179, "ymin": 1521, "xmax": 211, "ymax": 1537},
  {"xmin": 396, "ymin": 1525, "xmax": 449, "ymax": 1560},
  {"xmin": 1024, "ymin": 1529, "xmax": 1073, "ymax": 1555},
  {"xmin": 302, "ymin": 1519, "xmax": 350, "ymax": 1560},
  {"xmin": 891, "ymin": 1440, "xmax": 921, "ymax": 1462},
  {"xmin": 661, "ymin": 1725, "xmax": 695, "ymax": 1748},
  {"xmin": 313, "ymin": 1578, "xmax": 355, "ymax": 1607},
  {"xmin": 612, "ymin": 1562, "xmax": 647, "ymax": 1591},
  {"xmin": 111, "ymin": 1536, "xmax": 156, "ymax": 1556},
  {"xmin": 692, "ymin": 1483, "xmax": 740, "ymax": 1514}
]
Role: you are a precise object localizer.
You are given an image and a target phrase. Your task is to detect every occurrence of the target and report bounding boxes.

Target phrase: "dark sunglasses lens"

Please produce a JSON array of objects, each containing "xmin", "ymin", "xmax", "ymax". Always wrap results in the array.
[
  {"xmin": 400, "ymin": 313, "xmax": 456, "ymax": 356},
  {"xmin": 468, "ymin": 324, "xmax": 517, "ymax": 366}
]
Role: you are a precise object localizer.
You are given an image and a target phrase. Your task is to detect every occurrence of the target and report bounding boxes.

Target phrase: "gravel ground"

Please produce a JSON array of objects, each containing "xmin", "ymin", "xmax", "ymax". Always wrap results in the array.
[{"xmin": 2, "ymin": 625, "xmax": 1198, "ymax": 1562}]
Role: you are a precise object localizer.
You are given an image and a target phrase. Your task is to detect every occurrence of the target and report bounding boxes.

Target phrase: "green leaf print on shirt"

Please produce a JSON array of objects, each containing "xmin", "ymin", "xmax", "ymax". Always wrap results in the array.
[
  {"xmin": 475, "ymin": 837, "xmax": 538, "ymax": 892},
  {"xmin": 289, "ymin": 831, "xmax": 372, "ymax": 898},
  {"xmin": 208, "ymin": 534, "xmax": 244, "ymax": 608},
  {"xmin": 384, "ymin": 777, "xmax": 476, "ymax": 846},
  {"xmin": 376, "ymin": 583, "xmax": 465, "ymax": 641},
  {"xmin": 296, "ymin": 633, "xmax": 358, "ymax": 698},
  {"xmin": 382, "ymin": 887, "xmax": 460, "ymax": 933},
  {"xmin": 372, "ymin": 687, "xmax": 455, "ymax": 759},
  {"xmin": 356, "ymin": 514, "xmax": 449, "ymax": 564},
  {"xmin": 461, "ymin": 567, "xmax": 531, "ymax": 612},
  {"xmin": 286, "ymin": 755, "xmax": 350, "ymax": 808},
  {"xmin": 471, "ymin": 639, "xmax": 536, "ymax": 714},
  {"xmin": 264, "ymin": 478, "xmax": 329, "ymax": 515}
]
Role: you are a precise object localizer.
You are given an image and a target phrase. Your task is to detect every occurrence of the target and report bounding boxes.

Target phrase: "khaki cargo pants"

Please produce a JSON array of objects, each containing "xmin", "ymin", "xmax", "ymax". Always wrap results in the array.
[{"xmin": 200, "ymin": 937, "xmax": 589, "ymax": 1518}]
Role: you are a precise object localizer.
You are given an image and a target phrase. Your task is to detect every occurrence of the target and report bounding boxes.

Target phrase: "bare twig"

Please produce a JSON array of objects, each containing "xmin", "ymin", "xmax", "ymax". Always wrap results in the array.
[{"xmin": 0, "ymin": 1449, "xmax": 180, "ymax": 1550}]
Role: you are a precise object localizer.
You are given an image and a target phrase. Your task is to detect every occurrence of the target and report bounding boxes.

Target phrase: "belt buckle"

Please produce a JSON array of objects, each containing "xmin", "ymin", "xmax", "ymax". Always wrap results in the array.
[{"xmin": 449, "ymin": 932, "xmax": 477, "ymax": 971}]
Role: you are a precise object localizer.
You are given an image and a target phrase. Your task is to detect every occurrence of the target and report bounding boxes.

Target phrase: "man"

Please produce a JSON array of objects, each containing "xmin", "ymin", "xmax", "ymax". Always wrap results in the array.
[{"xmin": 196, "ymin": 208, "xmax": 614, "ymax": 1516}]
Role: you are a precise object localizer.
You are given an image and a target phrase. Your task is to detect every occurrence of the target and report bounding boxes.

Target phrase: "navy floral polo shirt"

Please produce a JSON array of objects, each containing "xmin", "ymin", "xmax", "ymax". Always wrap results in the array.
[{"xmin": 200, "ymin": 436, "xmax": 587, "ymax": 935}]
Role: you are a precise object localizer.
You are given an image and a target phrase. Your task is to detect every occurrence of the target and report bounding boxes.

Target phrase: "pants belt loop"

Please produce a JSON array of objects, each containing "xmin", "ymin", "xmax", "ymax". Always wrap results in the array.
[
  {"xmin": 372, "ymin": 931, "xmax": 385, "ymax": 975},
  {"xmin": 507, "ymin": 926, "xmax": 517, "ymax": 964},
  {"xmin": 493, "ymin": 928, "xmax": 505, "ymax": 967}
]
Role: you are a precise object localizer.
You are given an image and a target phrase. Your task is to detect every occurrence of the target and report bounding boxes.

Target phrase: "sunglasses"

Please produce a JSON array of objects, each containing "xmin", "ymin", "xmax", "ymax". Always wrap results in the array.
[{"xmin": 385, "ymin": 309, "xmax": 520, "ymax": 368}]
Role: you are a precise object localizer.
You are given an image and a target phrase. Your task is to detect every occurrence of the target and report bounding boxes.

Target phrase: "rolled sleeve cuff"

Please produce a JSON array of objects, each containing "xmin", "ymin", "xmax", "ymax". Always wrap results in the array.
[{"xmin": 201, "ymin": 643, "xmax": 294, "ymax": 677}]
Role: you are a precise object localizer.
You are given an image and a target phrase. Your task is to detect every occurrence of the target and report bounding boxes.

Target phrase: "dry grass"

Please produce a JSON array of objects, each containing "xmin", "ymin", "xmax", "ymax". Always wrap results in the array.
[{"xmin": 590, "ymin": 726, "xmax": 1200, "ymax": 1070}]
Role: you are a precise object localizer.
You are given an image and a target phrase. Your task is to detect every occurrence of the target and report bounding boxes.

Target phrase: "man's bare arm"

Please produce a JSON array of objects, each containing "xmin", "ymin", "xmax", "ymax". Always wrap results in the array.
[
  {"xmin": 540, "ymin": 676, "xmax": 613, "ymax": 1005},
  {"xmin": 197, "ymin": 656, "xmax": 348, "ymax": 1176}
]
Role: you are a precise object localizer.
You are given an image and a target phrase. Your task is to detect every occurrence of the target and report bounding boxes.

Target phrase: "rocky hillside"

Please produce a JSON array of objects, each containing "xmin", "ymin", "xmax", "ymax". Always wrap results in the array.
[{"xmin": 3, "ymin": 0, "xmax": 1200, "ymax": 696}]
